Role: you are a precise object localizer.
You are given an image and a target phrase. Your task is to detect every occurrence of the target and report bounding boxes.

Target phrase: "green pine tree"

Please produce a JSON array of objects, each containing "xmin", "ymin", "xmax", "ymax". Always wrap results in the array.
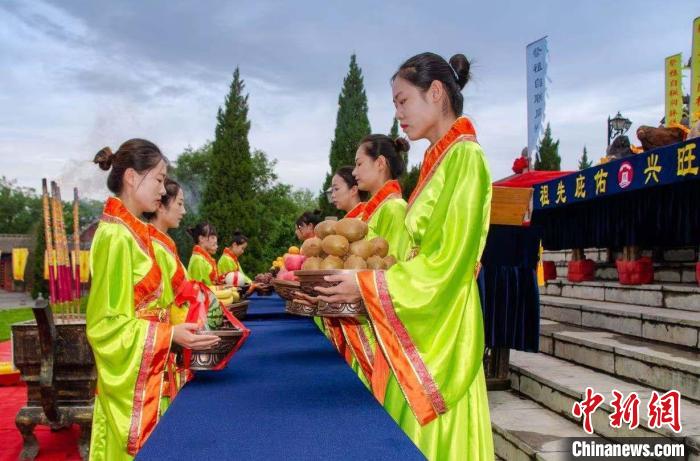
[
  {"xmin": 534, "ymin": 123, "xmax": 561, "ymax": 171},
  {"xmin": 578, "ymin": 145, "xmax": 592, "ymax": 170},
  {"xmin": 400, "ymin": 163, "xmax": 421, "ymax": 201},
  {"xmin": 200, "ymin": 68, "xmax": 260, "ymax": 272},
  {"xmin": 319, "ymin": 54, "xmax": 371, "ymax": 215},
  {"xmin": 389, "ymin": 118, "xmax": 399, "ymax": 138}
]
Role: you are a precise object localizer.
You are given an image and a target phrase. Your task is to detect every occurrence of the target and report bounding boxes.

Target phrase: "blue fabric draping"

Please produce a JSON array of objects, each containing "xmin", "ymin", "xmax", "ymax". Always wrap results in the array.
[
  {"xmin": 478, "ymin": 225, "xmax": 541, "ymax": 352},
  {"xmin": 136, "ymin": 295, "xmax": 425, "ymax": 460}
]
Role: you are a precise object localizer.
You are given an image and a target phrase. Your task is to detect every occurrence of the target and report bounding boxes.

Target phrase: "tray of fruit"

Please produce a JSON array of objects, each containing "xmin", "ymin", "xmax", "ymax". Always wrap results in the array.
[{"xmin": 292, "ymin": 217, "xmax": 397, "ymax": 318}]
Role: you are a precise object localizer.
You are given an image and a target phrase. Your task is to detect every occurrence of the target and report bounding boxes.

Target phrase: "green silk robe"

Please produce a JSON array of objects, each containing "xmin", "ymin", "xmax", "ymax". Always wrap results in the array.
[
  {"xmin": 187, "ymin": 245, "xmax": 218, "ymax": 286},
  {"xmin": 87, "ymin": 198, "xmax": 173, "ymax": 460},
  {"xmin": 217, "ymin": 248, "xmax": 252, "ymax": 285},
  {"xmin": 357, "ymin": 117, "xmax": 494, "ymax": 460},
  {"xmin": 149, "ymin": 225, "xmax": 191, "ymax": 407},
  {"xmin": 339, "ymin": 181, "xmax": 409, "ymax": 388}
]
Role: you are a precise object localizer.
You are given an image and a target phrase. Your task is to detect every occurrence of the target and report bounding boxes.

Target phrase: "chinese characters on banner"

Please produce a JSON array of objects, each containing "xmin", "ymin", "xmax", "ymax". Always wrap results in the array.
[
  {"xmin": 533, "ymin": 139, "xmax": 699, "ymax": 210},
  {"xmin": 665, "ymin": 54, "xmax": 683, "ymax": 126},
  {"xmin": 691, "ymin": 16, "xmax": 700, "ymax": 126},
  {"xmin": 527, "ymin": 36, "xmax": 548, "ymax": 162}
]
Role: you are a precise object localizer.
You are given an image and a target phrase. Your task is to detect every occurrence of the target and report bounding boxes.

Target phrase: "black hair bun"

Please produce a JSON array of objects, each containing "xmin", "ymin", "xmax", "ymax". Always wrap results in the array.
[
  {"xmin": 94, "ymin": 147, "xmax": 114, "ymax": 171},
  {"xmin": 393, "ymin": 137, "xmax": 410, "ymax": 153},
  {"xmin": 449, "ymin": 54, "xmax": 471, "ymax": 90}
]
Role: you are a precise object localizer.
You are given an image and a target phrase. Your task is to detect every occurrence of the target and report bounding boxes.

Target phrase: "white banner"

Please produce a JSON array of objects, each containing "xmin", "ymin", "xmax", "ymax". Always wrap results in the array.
[{"xmin": 527, "ymin": 36, "xmax": 549, "ymax": 162}]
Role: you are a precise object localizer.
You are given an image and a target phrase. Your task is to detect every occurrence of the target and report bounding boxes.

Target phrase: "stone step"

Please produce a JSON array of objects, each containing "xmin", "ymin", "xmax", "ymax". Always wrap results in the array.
[
  {"xmin": 509, "ymin": 351, "xmax": 700, "ymax": 459},
  {"xmin": 543, "ymin": 279, "xmax": 700, "ymax": 312},
  {"xmin": 539, "ymin": 320, "xmax": 700, "ymax": 403},
  {"xmin": 551, "ymin": 261, "xmax": 697, "ymax": 284},
  {"xmin": 543, "ymin": 247, "xmax": 698, "ymax": 264},
  {"xmin": 540, "ymin": 295, "xmax": 700, "ymax": 349},
  {"xmin": 489, "ymin": 389, "xmax": 592, "ymax": 460},
  {"xmin": 543, "ymin": 248, "xmax": 611, "ymax": 264}
]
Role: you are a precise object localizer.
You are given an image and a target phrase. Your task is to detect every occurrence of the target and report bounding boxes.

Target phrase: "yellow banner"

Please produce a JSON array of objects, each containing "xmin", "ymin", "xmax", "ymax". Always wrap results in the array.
[
  {"xmin": 691, "ymin": 16, "xmax": 700, "ymax": 126},
  {"xmin": 44, "ymin": 249, "xmax": 57, "ymax": 280},
  {"xmin": 12, "ymin": 248, "xmax": 29, "ymax": 282},
  {"xmin": 665, "ymin": 53, "xmax": 683, "ymax": 126},
  {"xmin": 80, "ymin": 250, "xmax": 90, "ymax": 283}
]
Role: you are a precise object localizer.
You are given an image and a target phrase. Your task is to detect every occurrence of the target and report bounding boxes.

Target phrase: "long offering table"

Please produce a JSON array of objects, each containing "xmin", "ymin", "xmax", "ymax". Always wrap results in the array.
[{"xmin": 136, "ymin": 295, "xmax": 425, "ymax": 460}]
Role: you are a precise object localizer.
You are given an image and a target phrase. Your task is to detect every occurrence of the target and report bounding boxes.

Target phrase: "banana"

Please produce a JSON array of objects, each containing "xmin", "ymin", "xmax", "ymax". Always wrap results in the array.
[
  {"xmin": 218, "ymin": 295, "xmax": 234, "ymax": 306},
  {"xmin": 213, "ymin": 288, "xmax": 233, "ymax": 299}
]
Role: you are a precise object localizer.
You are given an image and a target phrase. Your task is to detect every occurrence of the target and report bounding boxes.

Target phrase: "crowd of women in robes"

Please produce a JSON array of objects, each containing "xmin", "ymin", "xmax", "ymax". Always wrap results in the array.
[{"xmin": 85, "ymin": 51, "xmax": 494, "ymax": 461}]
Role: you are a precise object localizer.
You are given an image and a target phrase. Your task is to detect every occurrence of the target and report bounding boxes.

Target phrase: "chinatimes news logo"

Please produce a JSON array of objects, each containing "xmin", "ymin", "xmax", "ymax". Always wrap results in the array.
[{"xmin": 565, "ymin": 437, "xmax": 685, "ymax": 460}]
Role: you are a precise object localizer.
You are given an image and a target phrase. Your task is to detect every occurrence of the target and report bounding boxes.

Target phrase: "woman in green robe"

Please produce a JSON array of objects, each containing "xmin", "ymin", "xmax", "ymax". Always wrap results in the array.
[
  {"xmin": 187, "ymin": 222, "xmax": 219, "ymax": 286},
  {"xmin": 87, "ymin": 140, "xmax": 219, "ymax": 460},
  {"xmin": 145, "ymin": 177, "xmax": 191, "ymax": 405},
  {"xmin": 339, "ymin": 134, "xmax": 411, "ymax": 388},
  {"xmin": 316, "ymin": 52, "xmax": 494, "ymax": 460},
  {"xmin": 217, "ymin": 230, "xmax": 252, "ymax": 286}
]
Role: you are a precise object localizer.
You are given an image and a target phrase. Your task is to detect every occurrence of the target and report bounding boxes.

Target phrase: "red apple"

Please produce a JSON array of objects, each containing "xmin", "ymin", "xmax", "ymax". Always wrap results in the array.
[
  {"xmin": 279, "ymin": 270, "xmax": 298, "ymax": 282},
  {"xmin": 284, "ymin": 254, "xmax": 306, "ymax": 271}
]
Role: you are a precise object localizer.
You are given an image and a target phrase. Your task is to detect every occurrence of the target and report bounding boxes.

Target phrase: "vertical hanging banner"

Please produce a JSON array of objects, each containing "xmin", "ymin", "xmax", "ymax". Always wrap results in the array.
[
  {"xmin": 691, "ymin": 16, "xmax": 700, "ymax": 126},
  {"xmin": 665, "ymin": 54, "xmax": 683, "ymax": 126},
  {"xmin": 527, "ymin": 36, "xmax": 549, "ymax": 161}
]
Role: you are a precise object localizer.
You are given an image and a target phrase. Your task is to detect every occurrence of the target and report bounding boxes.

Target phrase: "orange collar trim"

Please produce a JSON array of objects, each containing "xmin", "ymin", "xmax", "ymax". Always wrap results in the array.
[
  {"xmin": 149, "ymin": 224, "xmax": 186, "ymax": 292},
  {"xmin": 102, "ymin": 197, "xmax": 162, "ymax": 309},
  {"xmin": 223, "ymin": 248, "xmax": 239, "ymax": 264},
  {"xmin": 148, "ymin": 224, "xmax": 177, "ymax": 255},
  {"xmin": 362, "ymin": 180, "xmax": 402, "ymax": 222},
  {"xmin": 192, "ymin": 245, "xmax": 218, "ymax": 282},
  {"xmin": 193, "ymin": 245, "xmax": 217, "ymax": 268},
  {"xmin": 103, "ymin": 197, "xmax": 151, "ymax": 251},
  {"xmin": 346, "ymin": 202, "xmax": 366, "ymax": 219},
  {"xmin": 408, "ymin": 117, "xmax": 478, "ymax": 206}
]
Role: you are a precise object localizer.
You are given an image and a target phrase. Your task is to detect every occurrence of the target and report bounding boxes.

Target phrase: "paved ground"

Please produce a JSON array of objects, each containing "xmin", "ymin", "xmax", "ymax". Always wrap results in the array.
[{"xmin": 0, "ymin": 290, "xmax": 32, "ymax": 310}]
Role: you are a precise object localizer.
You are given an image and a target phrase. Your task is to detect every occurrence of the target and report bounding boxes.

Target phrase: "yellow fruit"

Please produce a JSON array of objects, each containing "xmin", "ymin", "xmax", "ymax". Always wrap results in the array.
[
  {"xmin": 366, "ymin": 255, "xmax": 386, "ymax": 270},
  {"xmin": 344, "ymin": 255, "xmax": 367, "ymax": 270},
  {"xmin": 349, "ymin": 240, "xmax": 374, "ymax": 259},
  {"xmin": 301, "ymin": 256, "xmax": 322, "ymax": 270},
  {"xmin": 335, "ymin": 218, "xmax": 368, "ymax": 242},
  {"xmin": 288, "ymin": 246, "xmax": 300, "ymax": 255},
  {"xmin": 213, "ymin": 288, "xmax": 233, "ymax": 299},
  {"xmin": 320, "ymin": 255, "xmax": 344, "ymax": 270},
  {"xmin": 321, "ymin": 235, "xmax": 349, "ymax": 257},
  {"xmin": 314, "ymin": 220, "xmax": 336, "ymax": 239},
  {"xmin": 301, "ymin": 237, "xmax": 323, "ymax": 257},
  {"xmin": 219, "ymin": 295, "xmax": 234, "ymax": 306},
  {"xmin": 370, "ymin": 237, "xmax": 389, "ymax": 258}
]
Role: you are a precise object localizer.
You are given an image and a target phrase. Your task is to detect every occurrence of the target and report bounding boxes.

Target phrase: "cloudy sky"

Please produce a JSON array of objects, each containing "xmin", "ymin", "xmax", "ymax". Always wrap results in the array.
[{"xmin": 1, "ymin": 1, "xmax": 698, "ymax": 199}]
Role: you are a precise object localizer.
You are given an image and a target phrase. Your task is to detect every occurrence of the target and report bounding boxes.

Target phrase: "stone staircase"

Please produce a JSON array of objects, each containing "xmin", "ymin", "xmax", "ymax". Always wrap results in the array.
[{"xmin": 488, "ymin": 247, "xmax": 700, "ymax": 460}]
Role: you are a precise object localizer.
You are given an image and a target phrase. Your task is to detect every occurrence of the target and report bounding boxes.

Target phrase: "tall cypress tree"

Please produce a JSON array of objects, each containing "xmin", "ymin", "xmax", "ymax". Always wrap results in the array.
[
  {"xmin": 319, "ymin": 54, "xmax": 371, "ymax": 215},
  {"xmin": 200, "ymin": 68, "xmax": 258, "ymax": 269},
  {"xmin": 400, "ymin": 163, "xmax": 421, "ymax": 201},
  {"xmin": 578, "ymin": 145, "xmax": 592, "ymax": 170},
  {"xmin": 389, "ymin": 118, "xmax": 399, "ymax": 138},
  {"xmin": 534, "ymin": 123, "xmax": 561, "ymax": 171}
]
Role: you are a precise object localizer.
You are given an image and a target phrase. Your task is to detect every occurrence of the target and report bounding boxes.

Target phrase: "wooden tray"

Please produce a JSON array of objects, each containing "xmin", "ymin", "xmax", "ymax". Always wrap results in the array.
[
  {"xmin": 285, "ymin": 299, "xmax": 317, "ymax": 317},
  {"xmin": 294, "ymin": 270, "xmax": 366, "ymax": 318},
  {"xmin": 189, "ymin": 329, "xmax": 244, "ymax": 371},
  {"xmin": 271, "ymin": 279, "xmax": 300, "ymax": 301},
  {"xmin": 223, "ymin": 301, "xmax": 249, "ymax": 320}
]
